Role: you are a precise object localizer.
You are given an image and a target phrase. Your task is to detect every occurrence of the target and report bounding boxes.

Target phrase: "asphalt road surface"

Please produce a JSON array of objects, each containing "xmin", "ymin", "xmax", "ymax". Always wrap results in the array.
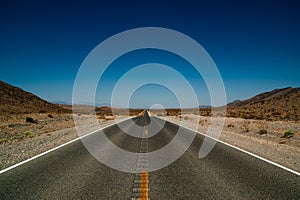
[{"xmin": 0, "ymin": 112, "xmax": 299, "ymax": 199}]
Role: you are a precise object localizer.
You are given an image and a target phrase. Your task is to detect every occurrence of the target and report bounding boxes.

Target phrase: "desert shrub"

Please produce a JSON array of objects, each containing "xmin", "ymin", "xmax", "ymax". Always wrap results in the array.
[
  {"xmin": 47, "ymin": 114, "xmax": 53, "ymax": 118},
  {"xmin": 227, "ymin": 123, "xmax": 235, "ymax": 128},
  {"xmin": 98, "ymin": 115, "xmax": 105, "ymax": 119},
  {"xmin": 255, "ymin": 120, "xmax": 268, "ymax": 134},
  {"xmin": 26, "ymin": 117, "xmax": 37, "ymax": 123},
  {"xmin": 254, "ymin": 116, "xmax": 263, "ymax": 120},
  {"xmin": 199, "ymin": 119, "xmax": 207, "ymax": 125},
  {"xmin": 39, "ymin": 110, "xmax": 47, "ymax": 113},
  {"xmin": 281, "ymin": 130, "xmax": 294, "ymax": 138},
  {"xmin": 0, "ymin": 138, "xmax": 8, "ymax": 144},
  {"xmin": 104, "ymin": 116, "xmax": 114, "ymax": 120},
  {"xmin": 12, "ymin": 134, "xmax": 24, "ymax": 141},
  {"xmin": 238, "ymin": 121, "xmax": 250, "ymax": 133},
  {"xmin": 0, "ymin": 125, "xmax": 7, "ymax": 129},
  {"xmin": 24, "ymin": 131, "xmax": 35, "ymax": 138},
  {"xmin": 258, "ymin": 129, "xmax": 267, "ymax": 135}
]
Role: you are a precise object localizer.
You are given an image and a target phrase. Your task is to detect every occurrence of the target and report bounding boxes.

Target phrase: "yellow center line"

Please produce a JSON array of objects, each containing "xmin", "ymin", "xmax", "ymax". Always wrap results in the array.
[
  {"xmin": 140, "ymin": 171, "xmax": 148, "ymax": 200},
  {"xmin": 144, "ymin": 129, "xmax": 148, "ymax": 135}
]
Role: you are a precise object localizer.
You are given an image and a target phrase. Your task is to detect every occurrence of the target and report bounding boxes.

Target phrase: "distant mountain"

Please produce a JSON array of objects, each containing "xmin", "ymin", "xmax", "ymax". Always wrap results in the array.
[
  {"xmin": 95, "ymin": 103, "xmax": 114, "ymax": 107},
  {"xmin": 54, "ymin": 101, "xmax": 125, "ymax": 114},
  {"xmin": 52, "ymin": 100, "xmax": 71, "ymax": 105},
  {"xmin": 227, "ymin": 87, "xmax": 300, "ymax": 121},
  {"xmin": 0, "ymin": 80, "xmax": 67, "ymax": 114},
  {"xmin": 226, "ymin": 100, "xmax": 242, "ymax": 107},
  {"xmin": 198, "ymin": 105, "xmax": 211, "ymax": 108},
  {"xmin": 65, "ymin": 102, "xmax": 116, "ymax": 107}
]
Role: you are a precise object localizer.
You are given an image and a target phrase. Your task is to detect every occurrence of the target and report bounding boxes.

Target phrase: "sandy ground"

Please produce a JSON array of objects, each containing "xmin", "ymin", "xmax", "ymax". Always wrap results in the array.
[
  {"xmin": 159, "ymin": 114, "xmax": 300, "ymax": 173},
  {"xmin": 0, "ymin": 114, "xmax": 129, "ymax": 170}
]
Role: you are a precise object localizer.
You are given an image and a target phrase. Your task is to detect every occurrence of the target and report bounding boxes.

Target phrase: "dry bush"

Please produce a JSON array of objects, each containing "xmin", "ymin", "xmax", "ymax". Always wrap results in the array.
[
  {"xmin": 183, "ymin": 116, "xmax": 190, "ymax": 120},
  {"xmin": 255, "ymin": 120, "xmax": 268, "ymax": 135},
  {"xmin": 0, "ymin": 125, "xmax": 7, "ymax": 129},
  {"xmin": 238, "ymin": 120, "xmax": 250, "ymax": 133},
  {"xmin": 0, "ymin": 138, "xmax": 8, "ymax": 144},
  {"xmin": 199, "ymin": 119, "xmax": 207, "ymax": 126},
  {"xmin": 26, "ymin": 117, "xmax": 37, "ymax": 123},
  {"xmin": 97, "ymin": 115, "xmax": 105, "ymax": 119},
  {"xmin": 24, "ymin": 131, "xmax": 35, "ymax": 138},
  {"xmin": 104, "ymin": 116, "xmax": 114, "ymax": 120},
  {"xmin": 258, "ymin": 129, "xmax": 267, "ymax": 135},
  {"xmin": 227, "ymin": 123, "xmax": 235, "ymax": 128}
]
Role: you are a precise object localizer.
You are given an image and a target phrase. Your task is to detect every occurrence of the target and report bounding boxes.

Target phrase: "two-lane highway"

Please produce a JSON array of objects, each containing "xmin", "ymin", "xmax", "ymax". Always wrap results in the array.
[{"xmin": 0, "ymin": 112, "xmax": 299, "ymax": 199}]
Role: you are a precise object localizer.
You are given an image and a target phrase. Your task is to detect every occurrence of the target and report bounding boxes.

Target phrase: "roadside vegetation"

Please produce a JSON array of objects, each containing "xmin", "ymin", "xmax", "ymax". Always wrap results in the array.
[{"xmin": 282, "ymin": 130, "xmax": 294, "ymax": 138}]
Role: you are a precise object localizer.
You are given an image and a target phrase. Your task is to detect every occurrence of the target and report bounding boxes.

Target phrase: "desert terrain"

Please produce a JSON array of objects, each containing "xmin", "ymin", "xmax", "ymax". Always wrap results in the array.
[
  {"xmin": 157, "ymin": 114, "xmax": 300, "ymax": 172},
  {"xmin": 0, "ymin": 80, "xmax": 299, "ymax": 172},
  {"xmin": 0, "ymin": 81, "xmax": 132, "ymax": 169}
]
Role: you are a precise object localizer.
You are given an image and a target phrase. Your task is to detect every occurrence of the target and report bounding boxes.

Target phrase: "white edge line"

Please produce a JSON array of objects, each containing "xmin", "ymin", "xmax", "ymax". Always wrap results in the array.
[
  {"xmin": 161, "ymin": 117, "xmax": 300, "ymax": 176},
  {"xmin": 2, "ymin": 116, "xmax": 299, "ymax": 176},
  {"xmin": 0, "ymin": 117, "xmax": 131, "ymax": 174}
]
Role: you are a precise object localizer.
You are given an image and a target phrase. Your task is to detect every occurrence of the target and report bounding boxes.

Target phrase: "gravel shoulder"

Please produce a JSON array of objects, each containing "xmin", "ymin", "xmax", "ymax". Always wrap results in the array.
[
  {"xmin": 1, "ymin": 113, "xmax": 299, "ymax": 173},
  {"xmin": 0, "ymin": 114, "xmax": 129, "ymax": 170},
  {"xmin": 160, "ymin": 114, "xmax": 300, "ymax": 173}
]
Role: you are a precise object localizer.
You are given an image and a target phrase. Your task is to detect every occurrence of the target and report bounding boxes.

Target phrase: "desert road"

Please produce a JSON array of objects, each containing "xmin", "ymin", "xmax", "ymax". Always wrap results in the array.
[{"xmin": 0, "ymin": 112, "xmax": 299, "ymax": 199}]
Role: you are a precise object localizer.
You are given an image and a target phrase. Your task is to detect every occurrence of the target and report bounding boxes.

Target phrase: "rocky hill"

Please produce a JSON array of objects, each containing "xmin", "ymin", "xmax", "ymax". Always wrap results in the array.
[
  {"xmin": 0, "ymin": 80, "xmax": 66, "ymax": 114},
  {"xmin": 227, "ymin": 87, "xmax": 300, "ymax": 121}
]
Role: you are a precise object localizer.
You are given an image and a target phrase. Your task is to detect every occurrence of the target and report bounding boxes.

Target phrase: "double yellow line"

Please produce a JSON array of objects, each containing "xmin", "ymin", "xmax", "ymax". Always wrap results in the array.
[
  {"xmin": 140, "ymin": 116, "xmax": 149, "ymax": 199},
  {"xmin": 140, "ymin": 171, "xmax": 149, "ymax": 199}
]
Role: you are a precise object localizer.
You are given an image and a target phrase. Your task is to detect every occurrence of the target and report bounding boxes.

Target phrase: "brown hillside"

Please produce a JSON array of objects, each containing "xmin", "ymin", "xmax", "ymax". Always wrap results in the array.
[
  {"xmin": 227, "ymin": 87, "xmax": 300, "ymax": 121},
  {"xmin": 0, "ymin": 80, "xmax": 66, "ymax": 114}
]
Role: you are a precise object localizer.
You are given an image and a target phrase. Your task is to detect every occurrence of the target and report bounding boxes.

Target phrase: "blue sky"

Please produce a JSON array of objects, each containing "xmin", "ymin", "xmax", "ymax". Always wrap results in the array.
[{"xmin": 1, "ymin": 0, "xmax": 300, "ymax": 108}]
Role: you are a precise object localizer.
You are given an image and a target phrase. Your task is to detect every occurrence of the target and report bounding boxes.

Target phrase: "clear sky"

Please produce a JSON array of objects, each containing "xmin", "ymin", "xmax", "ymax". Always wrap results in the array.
[{"xmin": 1, "ymin": 0, "xmax": 300, "ymax": 108}]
